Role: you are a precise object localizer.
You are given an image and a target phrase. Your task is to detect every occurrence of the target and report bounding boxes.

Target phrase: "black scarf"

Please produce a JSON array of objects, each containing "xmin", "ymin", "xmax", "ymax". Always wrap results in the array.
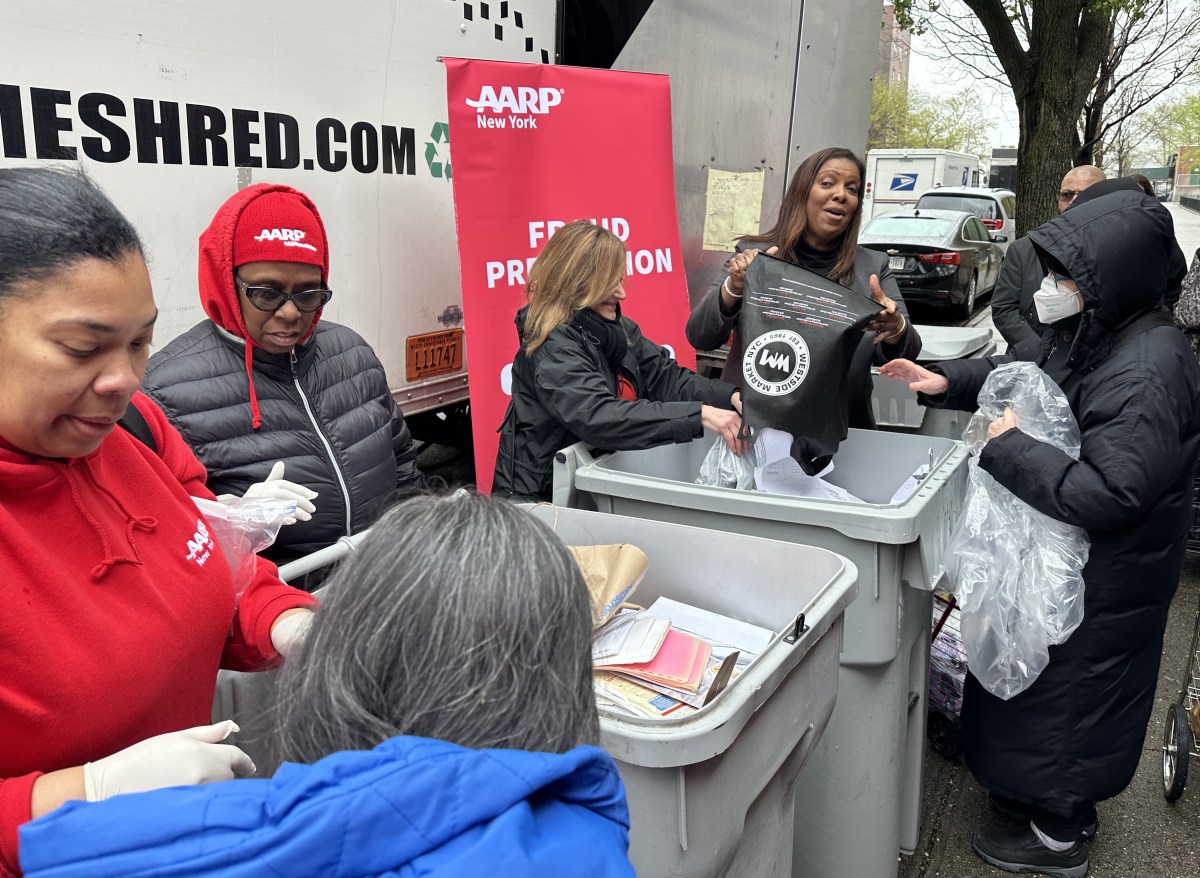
[
  {"xmin": 571, "ymin": 306, "xmax": 628, "ymax": 374},
  {"xmin": 793, "ymin": 237, "xmax": 840, "ymax": 278}
]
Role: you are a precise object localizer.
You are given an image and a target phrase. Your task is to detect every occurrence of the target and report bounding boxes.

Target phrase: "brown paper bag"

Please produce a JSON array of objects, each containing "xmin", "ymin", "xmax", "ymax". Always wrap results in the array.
[{"xmin": 568, "ymin": 544, "xmax": 649, "ymax": 628}]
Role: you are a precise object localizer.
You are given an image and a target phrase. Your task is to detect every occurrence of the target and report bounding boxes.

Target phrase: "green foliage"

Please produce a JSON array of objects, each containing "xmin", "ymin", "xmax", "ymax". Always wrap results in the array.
[
  {"xmin": 868, "ymin": 82, "xmax": 991, "ymax": 156},
  {"xmin": 1132, "ymin": 91, "xmax": 1200, "ymax": 165}
]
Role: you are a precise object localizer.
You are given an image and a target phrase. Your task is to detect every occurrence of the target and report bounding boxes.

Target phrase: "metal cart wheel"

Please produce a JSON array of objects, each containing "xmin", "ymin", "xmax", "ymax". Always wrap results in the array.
[
  {"xmin": 928, "ymin": 709, "xmax": 964, "ymax": 760},
  {"xmin": 1163, "ymin": 702, "xmax": 1192, "ymax": 802}
]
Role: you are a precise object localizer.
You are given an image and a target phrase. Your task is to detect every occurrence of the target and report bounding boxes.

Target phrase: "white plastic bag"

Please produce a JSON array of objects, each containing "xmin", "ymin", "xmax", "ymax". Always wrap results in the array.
[
  {"xmin": 695, "ymin": 436, "xmax": 756, "ymax": 490},
  {"xmin": 193, "ymin": 496, "xmax": 296, "ymax": 599},
  {"xmin": 944, "ymin": 362, "xmax": 1090, "ymax": 700}
]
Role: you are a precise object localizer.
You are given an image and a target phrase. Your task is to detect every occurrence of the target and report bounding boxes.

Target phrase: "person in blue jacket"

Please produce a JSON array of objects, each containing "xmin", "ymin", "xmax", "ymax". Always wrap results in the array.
[{"xmin": 18, "ymin": 494, "xmax": 634, "ymax": 878}]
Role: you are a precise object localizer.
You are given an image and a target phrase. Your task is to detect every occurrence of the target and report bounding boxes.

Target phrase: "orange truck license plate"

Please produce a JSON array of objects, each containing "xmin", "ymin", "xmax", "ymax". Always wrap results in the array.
[{"xmin": 405, "ymin": 329, "xmax": 464, "ymax": 382}]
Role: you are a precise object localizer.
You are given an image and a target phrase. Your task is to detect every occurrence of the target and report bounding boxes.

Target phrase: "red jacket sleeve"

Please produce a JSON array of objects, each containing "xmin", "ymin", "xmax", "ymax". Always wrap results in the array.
[
  {"xmin": 0, "ymin": 772, "xmax": 39, "ymax": 877},
  {"xmin": 129, "ymin": 394, "xmax": 318, "ymax": 671}
]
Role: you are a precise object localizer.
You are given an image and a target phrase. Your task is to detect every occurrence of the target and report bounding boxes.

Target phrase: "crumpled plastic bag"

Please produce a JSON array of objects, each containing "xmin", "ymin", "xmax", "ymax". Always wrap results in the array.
[
  {"xmin": 695, "ymin": 436, "xmax": 757, "ymax": 490},
  {"xmin": 944, "ymin": 361, "xmax": 1090, "ymax": 700},
  {"xmin": 193, "ymin": 496, "xmax": 296, "ymax": 599}
]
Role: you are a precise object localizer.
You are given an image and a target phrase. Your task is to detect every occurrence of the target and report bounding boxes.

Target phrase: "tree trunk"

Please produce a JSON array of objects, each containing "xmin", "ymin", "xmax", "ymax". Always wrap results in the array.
[
  {"xmin": 964, "ymin": 0, "xmax": 1113, "ymax": 236},
  {"xmin": 1015, "ymin": 93, "xmax": 1075, "ymax": 235}
]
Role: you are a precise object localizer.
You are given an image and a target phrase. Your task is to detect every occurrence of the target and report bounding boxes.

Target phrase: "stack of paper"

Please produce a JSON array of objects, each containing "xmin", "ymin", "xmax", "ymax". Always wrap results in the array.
[
  {"xmin": 592, "ymin": 596, "xmax": 776, "ymax": 719},
  {"xmin": 602, "ymin": 628, "xmax": 711, "ymax": 693},
  {"xmin": 594, "ymin": 671, "xmax": 696, "ymax": 719},
  {"xmin": 592, "ymin": 612, "xmax": 670, "ymax": 665}
]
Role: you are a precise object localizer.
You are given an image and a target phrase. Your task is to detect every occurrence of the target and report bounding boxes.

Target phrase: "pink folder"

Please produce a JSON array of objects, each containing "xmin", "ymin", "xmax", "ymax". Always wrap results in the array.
[{"xmin": 605, "ymin": 628, "xmax": 711, "ymax": 693}]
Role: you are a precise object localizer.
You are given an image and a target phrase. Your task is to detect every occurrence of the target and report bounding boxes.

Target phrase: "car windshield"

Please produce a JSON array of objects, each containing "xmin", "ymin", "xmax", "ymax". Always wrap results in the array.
[
  {"xmin": 916, "ymin": 194, "xmax": 999, "ymax": 220},
  {"xmin": 864, "ymin": 215, "xmax": 955, "ymax": 239}
]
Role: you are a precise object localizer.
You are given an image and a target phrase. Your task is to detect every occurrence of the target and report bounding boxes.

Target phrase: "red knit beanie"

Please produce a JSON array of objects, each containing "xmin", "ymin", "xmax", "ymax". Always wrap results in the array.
[{"xmin": 231, "ymin": 192, "xmax": 326, "ymax": 270}]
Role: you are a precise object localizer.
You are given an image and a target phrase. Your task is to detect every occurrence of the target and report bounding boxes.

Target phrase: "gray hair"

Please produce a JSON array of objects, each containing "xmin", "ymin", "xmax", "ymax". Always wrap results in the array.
[{"xmin": 269, "ymin": 493, "xmax": 599, "ymax": 763}]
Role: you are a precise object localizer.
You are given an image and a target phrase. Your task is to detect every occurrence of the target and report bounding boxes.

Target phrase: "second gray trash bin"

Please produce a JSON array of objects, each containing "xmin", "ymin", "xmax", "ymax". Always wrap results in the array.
[{"xmin": 553, "ymin": 428, "xmax": 969, "ymax": 878}]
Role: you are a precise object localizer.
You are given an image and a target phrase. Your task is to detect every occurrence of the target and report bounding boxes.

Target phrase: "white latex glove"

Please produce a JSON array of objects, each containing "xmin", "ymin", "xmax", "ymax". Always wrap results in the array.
[
  {"xmin": 270, "ymin": 609, "xmax": 315, "ymax": 659},
  {"xmin": 83, "ymin": 721, "xmax": 256, "ymax": 801},
  {"xmin": 238, "ymin": 461, "xmax": 318, "ymax": 525}
]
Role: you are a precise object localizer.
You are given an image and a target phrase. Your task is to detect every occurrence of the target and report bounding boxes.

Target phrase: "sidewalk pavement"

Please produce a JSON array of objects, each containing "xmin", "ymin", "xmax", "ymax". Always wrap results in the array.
[
  {"xmin": 1170, "ymin": 201, "xmax": 1200, "ymax": 260},
  {"xmin": 897, "ymin": 201, "xmax": 1200, "ymax": 878},
  {"xmin": 899, "ymin": 568, "xmax": 1199, "ymax": 878}
]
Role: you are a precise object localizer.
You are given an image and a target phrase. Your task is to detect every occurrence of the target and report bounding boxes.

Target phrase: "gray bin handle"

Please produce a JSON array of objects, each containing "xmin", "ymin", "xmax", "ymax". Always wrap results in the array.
[
  {"xmin": 277, "ymin": 530, "xmax": 370, "ymax": 583},
  {"xmin": 552, "ymin": 442, "xmax": 597, "ymax": 510}
]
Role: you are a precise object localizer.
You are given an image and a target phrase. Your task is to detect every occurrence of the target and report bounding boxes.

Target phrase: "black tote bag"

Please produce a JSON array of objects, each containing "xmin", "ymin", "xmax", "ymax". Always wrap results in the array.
[{"xmin": 738, "ymin": 253, "xmax": 881, "ymax": 474}]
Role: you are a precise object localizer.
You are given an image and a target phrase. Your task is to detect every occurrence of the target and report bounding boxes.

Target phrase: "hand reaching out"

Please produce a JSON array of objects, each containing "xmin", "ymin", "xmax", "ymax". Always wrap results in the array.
[
  {"xmin": 877, "ymin": 359, "xmax": 949, "ymax": 396},
  {"xmin": 701, "ymin": 404, "xmax": 746, "ymax": 456}
]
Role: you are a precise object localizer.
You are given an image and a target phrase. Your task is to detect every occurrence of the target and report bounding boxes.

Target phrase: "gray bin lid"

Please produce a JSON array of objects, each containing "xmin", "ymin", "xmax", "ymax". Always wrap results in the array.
[{"xmin": 914, "ymin": 324, "xmax": 994, "ymax": 361}]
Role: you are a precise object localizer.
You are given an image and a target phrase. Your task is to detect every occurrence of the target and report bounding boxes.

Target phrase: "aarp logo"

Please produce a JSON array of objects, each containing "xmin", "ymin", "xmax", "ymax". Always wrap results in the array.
[{"xmin": 465, "ymin": 85, "xmax": 564, "ymax": 115}]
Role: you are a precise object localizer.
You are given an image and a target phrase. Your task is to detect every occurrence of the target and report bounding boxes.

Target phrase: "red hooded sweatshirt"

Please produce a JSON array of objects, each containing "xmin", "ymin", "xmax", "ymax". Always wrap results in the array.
[
  {"xmin": 197, "ymin": 183, "xmax": 329, "ymax": 430},
  {"xmin": 0, "ymin": 393, "xmax": 316, "ymax": 876}
]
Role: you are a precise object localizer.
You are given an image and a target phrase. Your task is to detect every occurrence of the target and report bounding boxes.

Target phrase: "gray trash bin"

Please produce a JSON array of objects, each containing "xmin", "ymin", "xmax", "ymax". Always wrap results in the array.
[
  {"xmin": 527, "ymin": 505, "xmax": 857, "ymax": 878},
  {"xmin": 552, "ymin": 428, "xmax": 969, "ymax": 878},
  {"xmin": 872, "ymin": 323, "xmax": 997, "ymax": 438}
]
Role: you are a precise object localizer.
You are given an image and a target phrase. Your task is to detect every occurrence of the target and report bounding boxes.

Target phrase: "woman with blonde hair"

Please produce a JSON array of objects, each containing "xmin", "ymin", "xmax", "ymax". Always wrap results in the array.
[{"xmin": 494, "ymin": 220, "xmax": 742, "ymax": 500}]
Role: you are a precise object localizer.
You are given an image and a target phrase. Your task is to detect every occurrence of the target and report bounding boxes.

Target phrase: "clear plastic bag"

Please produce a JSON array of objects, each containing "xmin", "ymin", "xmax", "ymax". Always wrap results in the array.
[
  {"xmin": 695, "ymin": 436, "xmax": 757, "ymax": 490},
  {"xmin": 192, "ymin": 496, "xmax": 296, "ymax": 599},
  {"xmin": 944, "ymin": 361, "xmax": 1090, "ymax": 700}
]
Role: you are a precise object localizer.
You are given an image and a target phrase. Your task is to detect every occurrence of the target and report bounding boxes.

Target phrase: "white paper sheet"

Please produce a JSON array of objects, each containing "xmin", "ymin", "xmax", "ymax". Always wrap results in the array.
[
  {"xmin": 593, "ymin": 615, "xmax": 671, "ymax": 666},
  {"xmin": 750, "ymin": 427, "xmax": 864, "ymax": 501}
]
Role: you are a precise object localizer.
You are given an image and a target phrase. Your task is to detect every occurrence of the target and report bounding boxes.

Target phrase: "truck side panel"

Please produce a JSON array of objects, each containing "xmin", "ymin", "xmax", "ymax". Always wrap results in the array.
[
  {"xmin": 599, "ymin": 0, "xmax": 879, "ymax": 308},
  {"xmin": 0, "ymin": 0, "xmax": 557, "ymax": 415}
]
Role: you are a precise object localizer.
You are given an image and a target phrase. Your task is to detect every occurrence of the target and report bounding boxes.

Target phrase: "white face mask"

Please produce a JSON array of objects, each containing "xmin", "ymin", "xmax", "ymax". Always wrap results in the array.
[{"xmin": 1033, "ymin": 275, "xmax": 1084, "ymax": 324}]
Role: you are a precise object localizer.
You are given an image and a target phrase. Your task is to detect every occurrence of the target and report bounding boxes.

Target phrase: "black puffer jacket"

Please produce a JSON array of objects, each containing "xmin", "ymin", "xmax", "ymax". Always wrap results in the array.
[
  {"xmin": 143, "ymin": 320, "xmax": 421, "ymax": 566},
  {"xmin": 927, "ymin": 189, "xmax": 1200, "ymax": 815},
  {"xmin": 494, "ymin": 308, "xmax": 738, "ymax": 500}
]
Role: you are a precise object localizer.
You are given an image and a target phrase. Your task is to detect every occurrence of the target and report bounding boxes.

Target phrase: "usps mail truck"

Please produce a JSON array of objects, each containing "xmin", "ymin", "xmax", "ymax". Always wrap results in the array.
[{"xmin": 864, "ymin": 148, "xmax": 982, "ymax": 219}]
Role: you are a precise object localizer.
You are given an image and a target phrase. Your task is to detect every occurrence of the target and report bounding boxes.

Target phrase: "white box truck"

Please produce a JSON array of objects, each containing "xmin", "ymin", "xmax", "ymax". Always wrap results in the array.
[
  {"xmin": 864, "ymin": 148, "xmax": 983, "ymax": 219},
  {"xmin": 0, "ymin": 0, "xmax": 559, "ymax": 425},
  {"xmin": 1, "ymin": 0, "xmax": 882, "ymax": 435}
]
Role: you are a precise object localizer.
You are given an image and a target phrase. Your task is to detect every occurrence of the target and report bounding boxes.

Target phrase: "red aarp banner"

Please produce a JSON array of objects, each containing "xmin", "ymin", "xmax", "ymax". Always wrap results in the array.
[{"xmin": 445, "ymin": 58, "xmax": 694, "ymax": 493}]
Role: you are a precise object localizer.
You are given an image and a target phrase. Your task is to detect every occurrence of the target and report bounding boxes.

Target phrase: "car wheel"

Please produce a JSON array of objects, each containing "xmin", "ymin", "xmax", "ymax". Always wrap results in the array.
[{"xmin": 954, "ymin": 273, "xmax": 977, "ymax": 320}]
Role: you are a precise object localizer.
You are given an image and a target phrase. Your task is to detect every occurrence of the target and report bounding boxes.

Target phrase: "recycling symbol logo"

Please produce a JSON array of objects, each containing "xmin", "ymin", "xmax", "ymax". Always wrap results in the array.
[{"xmin": 425, "ymin": 122, "xmax": 451, "ymax": 179}]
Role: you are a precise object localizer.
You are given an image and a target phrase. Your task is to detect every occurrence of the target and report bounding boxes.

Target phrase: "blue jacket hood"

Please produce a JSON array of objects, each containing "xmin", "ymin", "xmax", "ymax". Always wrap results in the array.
[{"xmin": 20, "ymin": 737, "xmax": 634, "ymax": 878}]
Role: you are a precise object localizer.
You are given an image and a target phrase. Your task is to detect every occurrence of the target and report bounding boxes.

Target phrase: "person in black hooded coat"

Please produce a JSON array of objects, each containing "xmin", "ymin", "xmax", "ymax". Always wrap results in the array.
[{"xmin": 881, "ymin": 180, "xmax": 1200, "ymax": 877}]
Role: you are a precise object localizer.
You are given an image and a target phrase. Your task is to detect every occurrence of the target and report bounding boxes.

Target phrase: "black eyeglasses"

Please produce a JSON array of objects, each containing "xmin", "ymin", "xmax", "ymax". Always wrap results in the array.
[{"xmin": 235, "ymin": 277, "xmax": 333, "ymax": 313}]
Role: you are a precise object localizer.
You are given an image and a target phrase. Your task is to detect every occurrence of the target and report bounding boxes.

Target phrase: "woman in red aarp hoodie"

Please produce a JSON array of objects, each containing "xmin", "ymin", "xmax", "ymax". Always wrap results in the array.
[{"xmin": 0, "ymin": 168, "xmax": 318, "ymax": 877}]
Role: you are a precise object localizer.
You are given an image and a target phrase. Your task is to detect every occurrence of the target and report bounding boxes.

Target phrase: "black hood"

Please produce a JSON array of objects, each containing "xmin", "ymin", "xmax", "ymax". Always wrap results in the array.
[{"xmin": 1027, "ymin": 188, "xmax": 1174, "ymax": 330}]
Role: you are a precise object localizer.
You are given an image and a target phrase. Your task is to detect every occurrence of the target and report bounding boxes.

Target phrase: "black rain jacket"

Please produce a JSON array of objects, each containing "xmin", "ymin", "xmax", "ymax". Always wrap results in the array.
[{"xmin": 493, "ymin": 308, "xmax": 737, "ymax": 500}]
